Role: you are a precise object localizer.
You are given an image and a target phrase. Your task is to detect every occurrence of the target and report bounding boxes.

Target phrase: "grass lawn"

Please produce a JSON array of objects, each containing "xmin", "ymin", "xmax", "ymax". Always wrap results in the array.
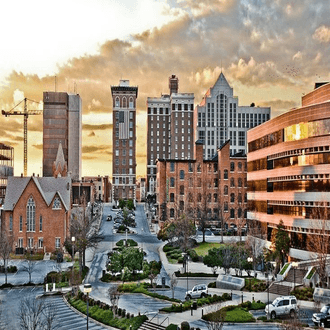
[{"xmin": 193, "ymin": 242, "xmax": 224, "ymax": 256}]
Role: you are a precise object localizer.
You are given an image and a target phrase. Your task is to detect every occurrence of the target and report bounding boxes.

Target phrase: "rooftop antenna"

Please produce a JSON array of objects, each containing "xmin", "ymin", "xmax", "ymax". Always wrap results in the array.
[{"xmin": 74, "ymin": 81, "xmax": 77, "ymax": 94}]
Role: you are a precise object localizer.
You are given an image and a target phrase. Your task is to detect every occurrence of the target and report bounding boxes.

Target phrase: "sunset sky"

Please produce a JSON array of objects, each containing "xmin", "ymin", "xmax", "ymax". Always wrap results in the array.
[{"xmin": 0, "ymin": 0, "xmax": 329, "ymax": 178}]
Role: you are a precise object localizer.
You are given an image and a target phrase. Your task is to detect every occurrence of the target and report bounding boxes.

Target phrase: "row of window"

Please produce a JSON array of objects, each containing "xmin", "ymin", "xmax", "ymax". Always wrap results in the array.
[
  {"xmin": 115, "ymin": 139, "xmax": 133, "ymax": 147},
  {"xmin": 114, "ymin": 158, "xmax": 134, "ymax": 166},
  {"xmin": 115, "ymin": 97, "xmax": 134, "ymax": 108},
  {"xmin": 169, "ymin": 162, "xmax": 247, "ymax": 173},
  {"xmin": 17, "ymin": 237, "xmax": 61, "ymax": 249},
  {"xmin": 169, "ymin": 207, "xmax": 247, "ymax": 219},
  {"xmin": 113, "ymin": 177, "xmax": 135, "ymax": 185},
  {"xmin": 168, "ymin": 191, "xmax": 247, "ymax": 203}
]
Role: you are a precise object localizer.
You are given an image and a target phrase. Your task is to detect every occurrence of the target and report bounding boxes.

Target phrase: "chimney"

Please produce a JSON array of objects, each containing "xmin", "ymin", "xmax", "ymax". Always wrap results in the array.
[
  {"xmin": 169, "ymin": 75, "xmax": 179, "ymax": 95},
  {"xmin": 21, "ymin": 173, "xmax": 23, "ymax": 178}
]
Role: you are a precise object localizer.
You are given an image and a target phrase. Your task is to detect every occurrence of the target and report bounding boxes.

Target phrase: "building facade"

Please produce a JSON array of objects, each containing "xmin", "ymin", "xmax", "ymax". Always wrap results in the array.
[
  {"xmin": 111, "ymin": 80, "xmax": 138, "ymax": 202},
  {"xmin": 2, "ymin": 176, "xmax": 71, "ymax": 253},
  {"xmin": 147, "ymin": 75, "xmax": 194, "ymax": 196},
  {"xmin": 0, "ymin": 143, "xmax": 14, "ymax": 205},
  {"xmin": 156, "ymin": 140, "xmax": 247, "ymax": 231},
  {"xmin": 247, "ymin": 82, "xmax": 330, "ymax": 260},
  {"xmin": 43, "ymin": 92, "xmax": 82, "ymax": 181},
  {"xmin": 195, "ymin": 72, "xmax": 270, "ymax": 159}
]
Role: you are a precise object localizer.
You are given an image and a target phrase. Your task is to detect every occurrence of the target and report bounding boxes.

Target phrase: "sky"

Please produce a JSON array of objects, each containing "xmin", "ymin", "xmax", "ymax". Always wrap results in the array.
[{"xmin": 0, "ymin": 0, "xmax": 329, "ymax": 178}]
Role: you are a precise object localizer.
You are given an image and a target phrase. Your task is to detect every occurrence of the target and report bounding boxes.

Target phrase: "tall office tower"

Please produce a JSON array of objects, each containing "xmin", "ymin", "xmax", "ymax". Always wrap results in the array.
[
  {"xmin": 195, "ymin": 72, "xmax": 271, "ymax": 159},
  {"xmin": 111, "ymin": 80, "xmax": 138, "ymax": 202},
  {"xmin": 43, "ymin": 92, "xmax": 82, "ymax": 181},
  {"xmin": 146, "ymin": 75, "xmax": 194, "ymax": 196},
  {"xmin": 0, "ymin": 143, "xmax": 14, "ymax": 205}
]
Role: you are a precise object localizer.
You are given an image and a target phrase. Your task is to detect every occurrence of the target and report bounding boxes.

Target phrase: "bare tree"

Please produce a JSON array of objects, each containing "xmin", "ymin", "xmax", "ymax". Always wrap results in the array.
[
  {"xmin": 170, "ymin": 273, "xmax": 178, "ymax": 299},
  {"xmin": 108, "ymin": 285, "xmax": 121, "ymax": 314},
  {"xmin": 206, "ymin": 307, "xmax": 226, "ymax": 330},
  {"xmin": 21, "ymin": 253, "xmax": 37, "ymax": 284},
  {"xmin": 0, "ymin": 229, "xmax": 14, "ymax": 285},
  {"xmin": 307, "ymin": 202, "xmax": 330, "ymax": 288},
  {"xmin": 245, "ymin": 220, "xmax": 266, "ymax": 277},
  {"xmin": 19, "ymin": 296, "xmax": 59, "ymax": 330},
  {"xmin": 0, "ymin": 299, "xmax": 11, "ymax": 329},
  {"xmin": 70, "ymin": 199, "xmax": 103, "ymax": 278}
]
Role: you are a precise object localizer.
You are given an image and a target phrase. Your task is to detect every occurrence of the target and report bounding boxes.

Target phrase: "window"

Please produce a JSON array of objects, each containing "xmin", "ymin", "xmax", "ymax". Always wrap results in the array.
[
  {"xmin": 18, "ymin": 238, "xmax": 23, "ymax": 248},
  {"xmin": 238, "ymin": 162, "xmax": 242, "ymax": 171},
  {"xmin": 188, "ymin": 178, "xmax": 193, "ymax": 187},
  {"xmin": 122, "ymin": 97, "xmax": 127, "ymax": 108},
  {"xmin": 238, "ymin": 178, "xmax": 242, "ymax": 188},
  {"xmin": 230, "ymin": 162, "xmax": 235, "ymax": 172},
  {"xmin": 115, "ymin": 149, "xmax": 119, "ymax": 156},
  {"xmin": 238, "ymin": 208, "xmax": 242, "ymax": 218},
  {"xmin": 129, "ymin": 97, "xmax": 134, "ymax": 108},
  {"xmin": 170, "ymin": 208, "xmax": 175, "ymax": 218},
  {"xmin": 224, "ymin": 170, "xmax": 228, "ymax": 180},
  {"xmin": 180, "ymin": 185, "xmax": 184, "ymax": 195},
  {"xmin": 170, "ymin": 193, "xmax": 174, "ymax": 202},
  {"xmin": 214, "ymin": 178, "xmax": 218, "ymax": 187},
  {"xmin": 38, "ymin": 238, "xmax": 43, "ymax": 248},
  {"xmin": 230, "ymin": 209, "xmax": 235, "ymax": 219},
  {"xmin": 170, "ymin": 162, "xmax": 175, "ymax": 172},
  {"xmin": 28, "ymin": 237, "xmax": 33, "ymax": 248},
  {"xmin": 197, "ymin": 178, "xmax": 202, "ymax": 187},
  {"xmin": 170, "ymin": 177, "xmax": 175, "ymax": 187},
  {"xmin": 39, "ymin": 215, "xmax": 43, "ymax": 232},
  {"xmin": 214, "ymin": 193, "xmax": 218, "ymax": 202},
  {"xmin": 238, "ymin": 193, "xmax": 242, "ymax": 203},
  {"xmin": 55, "ymin": 238, "xmax": 61, "ymax": 249},
  {"xmin": 230, "ymin": 178, "xmax": 235, "ymax": 188},
  {"xmin": 207, "ymin": 194, "xmax": 211, "ymax": 202},
  {"xmin": 53, "ymin": 197, "xmax": 61, "ymax": 209},
  {"xmin": 27, "ymin": 197, "xmax": 35, "ymax": 232},
  {"xmin": 180, "ymin": 170, "xmax": 185, "ymax": 180},
  {"xmin": 19, "ymin": 216, "xmax": 23, "ymax": 232},
  {"xmin": 224, "ymin": 202, "xmax": 228, "ymax": 212},
  {"xmin": 197, "ymin": 193, "xmax": 202, "ymax": 202},
  {"xmin": 9, "ymin": 214, "xmax": 13, "ymax": 231},
  {"xmin": 115, "ymin": 97, "xmax": 120, "ymax": 107},
  {"xmin": 230, "ymin": 193, "xmax": 235, "ymax": 203},
  {"xmin": 224, "ymin": 185, "xmax": 228, "ymax": 195}
]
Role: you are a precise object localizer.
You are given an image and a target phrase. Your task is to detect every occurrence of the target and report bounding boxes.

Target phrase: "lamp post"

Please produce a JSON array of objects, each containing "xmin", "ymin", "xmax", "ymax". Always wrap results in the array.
[
  {"xmin": 84, "ymin": 283, "xmax": 92, "ymax": 330},
  {"xmin": 71, "ymin": 237, "xmax": 75, "ymax": 283},
  {"xmin": 267, "ymin": 273, "xmax": 270, "ymax": 320},
  {"xmin": 247, "ymin": 257, "xmax": 253, "ymax": 291},
  {"xmin": 292, "ymin": 261, "xmax": 298, "ymax": 291}
]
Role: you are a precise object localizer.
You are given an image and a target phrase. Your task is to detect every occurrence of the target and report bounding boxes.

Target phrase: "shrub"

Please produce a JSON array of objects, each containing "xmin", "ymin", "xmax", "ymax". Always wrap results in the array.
[
  {"xmin": 181, "ymin": 321, "xmax": 190, "ymax": 330},
  {"xmin": 166, "ymin": 324, "xmax": 178, "ymax": 330}
]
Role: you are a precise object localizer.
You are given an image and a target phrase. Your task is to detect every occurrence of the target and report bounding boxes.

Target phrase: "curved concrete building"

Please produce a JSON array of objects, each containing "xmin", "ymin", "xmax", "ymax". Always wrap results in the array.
[{"xmin": 247, "ymin": 82, "xmax": 330, "ymax": 260}]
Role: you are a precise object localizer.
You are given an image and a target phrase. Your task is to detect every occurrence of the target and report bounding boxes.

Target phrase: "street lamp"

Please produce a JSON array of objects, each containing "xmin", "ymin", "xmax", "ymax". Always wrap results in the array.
[
  {"xmin": 84, "ymin": 283, "xmax": 92, "ymax": 330},
  {"xmin": 292, "ymin": 261, "xmax": 298, "ymax": 292},
  {"xmin": 247, "ymin": 257, "xmax": 253, "ymax": 291},
  {"xmin": 267, "ymin": 273, "xmax": 270, "ymax": 320},
  {"xmin": 71, "ymin": 237, "xmax": 75, "ymax": 283}
]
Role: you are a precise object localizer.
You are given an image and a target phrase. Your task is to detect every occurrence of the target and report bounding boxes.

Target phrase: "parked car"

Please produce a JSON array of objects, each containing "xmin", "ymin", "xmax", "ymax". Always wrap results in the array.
[
  {"xmin": 265, "ymin": 296, "xmax": 297, "ymax": 319},
  {"xmin": 312, "ymin": 304, "xmax": 330, "ymax": 327},
  {"xmin": 185, "ymin": 284, "xmax": 208, "ymax": 300}
]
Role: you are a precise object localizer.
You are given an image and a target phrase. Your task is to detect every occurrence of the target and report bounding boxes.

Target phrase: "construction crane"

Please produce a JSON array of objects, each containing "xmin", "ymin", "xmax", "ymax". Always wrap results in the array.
[{"xmin": 2, "ymin": 98, "xmax": 42, "ymax": 176}]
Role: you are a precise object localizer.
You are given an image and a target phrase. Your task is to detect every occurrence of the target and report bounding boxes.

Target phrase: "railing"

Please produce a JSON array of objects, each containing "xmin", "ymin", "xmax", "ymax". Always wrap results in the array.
[{"xmin": 160, "ymin": 316, "xmax": 169, "ymax": 327}]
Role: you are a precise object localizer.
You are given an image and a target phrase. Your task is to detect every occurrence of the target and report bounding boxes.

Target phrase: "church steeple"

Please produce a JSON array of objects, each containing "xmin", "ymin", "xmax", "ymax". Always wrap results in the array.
[{"xmin": 52, "ymin": 142, "xmax": 67, "ymax": 178}]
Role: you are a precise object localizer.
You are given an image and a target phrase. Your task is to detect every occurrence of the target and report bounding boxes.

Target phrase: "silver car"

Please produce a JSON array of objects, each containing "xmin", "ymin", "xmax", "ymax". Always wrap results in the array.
[{"xmin": 265, "ymin": 296, "xmax": 297, "ymax": 319}]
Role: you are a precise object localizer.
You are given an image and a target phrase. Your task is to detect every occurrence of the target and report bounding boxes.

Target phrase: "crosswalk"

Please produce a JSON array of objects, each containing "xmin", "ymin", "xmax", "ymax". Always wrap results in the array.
[{"xmin": 47, "ymin": 296, "xmax": 108, "ymax": 330}]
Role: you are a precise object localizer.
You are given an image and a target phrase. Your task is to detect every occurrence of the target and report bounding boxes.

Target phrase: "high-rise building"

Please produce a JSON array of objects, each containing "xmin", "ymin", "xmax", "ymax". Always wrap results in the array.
[
  {"xmin": 0, "ymin": 143, "xmax": 14, "ymax": 205},
  {"xmin": 195, "ymin": 72, "xmax": 271, "ymax": 159},
  {"xmin": 247, "ymin": 82, "xmax": 330, "ymax": 260},
  {"xmin": 147, "ymin": 75, "xmax": 194, "ymax": 196},
  {"xmin": 111, "ymin": 80, "xmax": 138, "ymax": 202},
  {"xmin": 43, "ymin": 92, "xmax": 82, "ymax": 181}
]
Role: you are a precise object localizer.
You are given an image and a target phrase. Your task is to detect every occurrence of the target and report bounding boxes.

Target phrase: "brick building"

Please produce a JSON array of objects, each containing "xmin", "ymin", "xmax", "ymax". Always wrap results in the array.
[
  {"xmin": 156, "ymin": 140, "xmax": 247, "ymax": 232},
  {"xmin": 147, "ymin": 75, "xmax": 194, "ymax": 197},
  {"xmin": 111, "ymin": 80, "xmax": 138, "ymax": 202},
  {"xmin": 2, "ymin": 176, "xmax": 71, "ymax": 254},
  {"xmin": 0, "ymin": 143, "xmax": 13, "ymax": 206}
]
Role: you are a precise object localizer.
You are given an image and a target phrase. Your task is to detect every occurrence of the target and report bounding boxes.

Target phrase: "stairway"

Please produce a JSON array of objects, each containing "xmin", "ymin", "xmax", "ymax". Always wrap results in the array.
[
  {"xmin": 268, "ymin": 282, "xmax": 292, "ymax": 296},
  {"xmin": 285, "ymin": 268, "xmax": 307, "ymax": 284},
  {"xmin": 138, "ymin": 320, "xmax": 167, "ymax": 330}
]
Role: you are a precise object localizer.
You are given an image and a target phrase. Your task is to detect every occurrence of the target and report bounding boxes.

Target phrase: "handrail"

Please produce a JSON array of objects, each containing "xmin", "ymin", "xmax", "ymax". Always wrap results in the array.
[
  {"xmin": 160, "ymin": 316, "xmax": 169, "ymax": 326},
  {"xmin": 149, "ymin": 313, "xmax": 159, "ymax": 323}
]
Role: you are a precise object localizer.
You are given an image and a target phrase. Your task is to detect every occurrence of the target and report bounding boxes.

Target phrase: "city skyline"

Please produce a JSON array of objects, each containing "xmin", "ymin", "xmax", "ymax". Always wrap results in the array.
[{"xmin": 0, "ymin": 0, "xmax": 329, "ymax": 177}]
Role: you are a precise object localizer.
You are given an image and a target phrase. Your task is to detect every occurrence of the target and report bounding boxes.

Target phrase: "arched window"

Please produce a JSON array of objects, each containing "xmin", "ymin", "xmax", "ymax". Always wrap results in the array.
[
  {"xmin": 26, "ymin": 197, "xmax": 35, "ymax": 232},
  {"xmin": 224, "ymin": 185, "xmax": 228, "ymax": 195},
  {"xmin": 129, "ymin": 97, "xmax": 134, "ymax": 108},
  {"xmin": 230, "ymin": 209, "xmax": 235, "ymax": 219},
  {"xmin": 238, "ymin": 162, "xmax": 242, "ymax": 171},
  {"xmin": 180, "ymin": 170, "xmax": 185, "ymax": 180},
  {"xmin": 170, "ymin": 208, "xmax": 175, "ymax": 218},
  {"xmin": 115, "ymin": 97, "xmax": 120, "ymax": 107},
  {"xmin": 180, "ymin": 185, "xmax": 184, "ymax": 195},
  {"xmin": 230, "ymin": 193, "xmax": 235, "ymax": 203},
  {"xmin": 238, "ymin": 178, "xmax": 242, "ymax": 188},
  {"xmin": 230, "ymin": 178, "xmax": 235, "ymax": 188},
  {"xmin": 197, "ymin": 193, "xmax": 202, "ymax": 202},
  {"xmin": 238, "ymin": 208, "xmax": 242, "ymax": 218},
  {"xmin": 230, "ymin": 162, "xmax": 235, "ymax": 172},
  {"xmin": 122, "ymin": 97, "xmax": 127, "ymax": 108},
  {"xmin": 224, "ymin": 169, "xmax": 228, "ymax": 180},
  {"xmin": 238, "ymin": 193, "xmax": 242, "ymax": 203},
  {"xmin": 188, "ymin": 193, "xmax": 193, "ymax": 203}
]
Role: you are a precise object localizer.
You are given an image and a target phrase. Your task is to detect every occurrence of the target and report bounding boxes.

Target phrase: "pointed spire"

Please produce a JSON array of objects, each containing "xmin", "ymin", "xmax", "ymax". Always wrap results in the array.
[{"xmin": 53, "ymin": 142, "xmax": 67, "ymax": 178}]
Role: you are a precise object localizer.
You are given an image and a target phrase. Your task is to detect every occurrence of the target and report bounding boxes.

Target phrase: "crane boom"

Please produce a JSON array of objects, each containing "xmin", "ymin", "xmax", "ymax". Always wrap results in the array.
[{"xmin": 2, "ymin": 98, "xmax": 42, "ymax": 176}]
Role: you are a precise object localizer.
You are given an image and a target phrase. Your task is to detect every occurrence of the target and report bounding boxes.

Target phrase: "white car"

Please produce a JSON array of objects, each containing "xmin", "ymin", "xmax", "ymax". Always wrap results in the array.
[
  {"xmin": 185, "ymin": 284, "xmax": 208, "ymax": 300},
  {"xmin": 265, "ymin": 296, "xmax": 297, "ymax": 319}
]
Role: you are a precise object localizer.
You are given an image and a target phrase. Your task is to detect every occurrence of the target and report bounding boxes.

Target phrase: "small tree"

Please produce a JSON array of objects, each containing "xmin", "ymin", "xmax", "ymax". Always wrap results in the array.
[
  {"xmin": 0, "ymin": 229, "xmax": 14, "ymax": 285},
  {"xmin": 206, "ymin": 307, "xmax": 226, "ymax": 330},
  {"xmin": 170, "ymin": 273, "xmax": 178, "ymax": 299},
  {"xmin": 108, "ymin": 285, "xmax": 121, "ymax": 313},
  {"xmin": 270, "ymin": 220, "xmax": 290, "ymax": 269},
  {"xmin": 21, "ymin": 253, "xmax": 37, "ymax": 284}
]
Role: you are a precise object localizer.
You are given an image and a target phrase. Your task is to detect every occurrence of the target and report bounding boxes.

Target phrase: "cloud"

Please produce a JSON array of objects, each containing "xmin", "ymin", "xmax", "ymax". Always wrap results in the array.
[
  {"xmin": 82, "ymin": 124, "xmax": 112, "ymax": 131},
  {"xmin": 258, "ymin": 99, "xmax": 298, "ymax": 118},
  {"xmin": 313, "ymin": 25, "xmax": 330, "ymax": 43},
  {"xmin": 82, "ymin": 145, "xmax": 110, "ymax": 154},
  {"xmin": 32, "ymin": 144, "xmax": 43, "ymax": 150}
]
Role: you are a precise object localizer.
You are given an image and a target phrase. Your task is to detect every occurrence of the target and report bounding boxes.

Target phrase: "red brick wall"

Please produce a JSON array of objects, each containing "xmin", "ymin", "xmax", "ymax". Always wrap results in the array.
[{"xmin": 4, "ymin": 179, "xmax": 70, "ymax": 253}]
